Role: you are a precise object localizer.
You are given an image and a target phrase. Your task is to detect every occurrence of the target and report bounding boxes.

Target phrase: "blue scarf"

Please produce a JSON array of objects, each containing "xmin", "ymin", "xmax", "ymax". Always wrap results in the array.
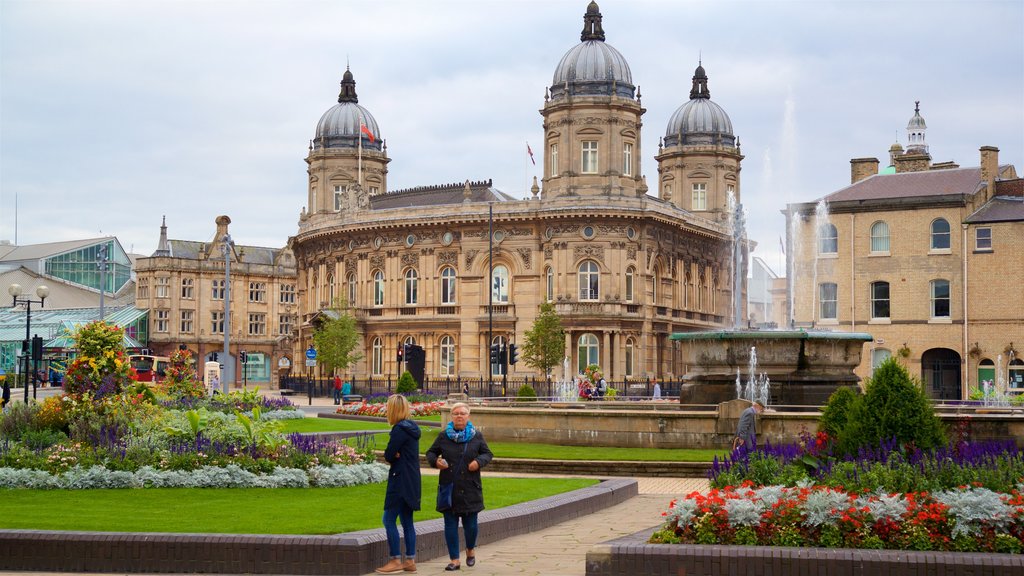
[{"xmin": 445, "ymin": 421, "xmax": 476, "ymax": 443}]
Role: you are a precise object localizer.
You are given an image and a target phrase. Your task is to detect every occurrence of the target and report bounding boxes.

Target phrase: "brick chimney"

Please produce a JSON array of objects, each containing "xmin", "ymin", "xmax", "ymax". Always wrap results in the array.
[
  {"xmin": 980, "ymin": 146, "xmax": 999, "ymax": 201},
  {"xmin": 850, "ymin": 158, "xmax": 879, "ymax": 184}
]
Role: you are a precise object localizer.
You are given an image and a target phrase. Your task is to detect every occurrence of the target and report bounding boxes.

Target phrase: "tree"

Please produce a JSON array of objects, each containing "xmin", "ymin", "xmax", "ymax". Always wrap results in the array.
[
  {"xmin": 311, "ymin": 299, "xmax": 363, "ymax": 375},
  {"xmin": 522, "ymin": 302, "xmax": 566, "ymax": 381}
]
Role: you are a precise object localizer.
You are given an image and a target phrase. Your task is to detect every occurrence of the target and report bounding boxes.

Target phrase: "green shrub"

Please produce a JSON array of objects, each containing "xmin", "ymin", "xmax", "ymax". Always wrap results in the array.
[
  {"xmin": 836, "ymin": 357, "xmax": 945, "ymax": 456},
  {"xmin": 818, "ymin": 386, "xmax": 859, "ymax": 438},
  {"xmin": 516, "ymin": 384, "xmax": 538, "ymax": 400},
  {"xmin": 0, "ymin": 401, "xmax": 39, "ymax": 441},
  {"xmin": 20, "ymin": 428, "xmax": 68, "ymax": 451},
  {"xmin": 395, "ymin": 371, "xmax": 417, "ymax": 394}
]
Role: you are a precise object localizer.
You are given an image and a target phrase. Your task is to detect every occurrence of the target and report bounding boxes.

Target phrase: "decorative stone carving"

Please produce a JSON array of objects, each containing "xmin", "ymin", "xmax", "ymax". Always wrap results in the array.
[
  {"xmin": 627, "ymin": 246, "xmax": 637, "ymax": 260},
  {"xmin": 401, "ymin": 252, "xmax": 419, "ymax": 267},
  {"xmin": 544, "ymin": 246, "xmax": 553, "ymax": 260},
  {"xmin": 516, "ymin": 247, "xmax": 532, "ymax": 269},
  {"xmin": 438, "ymin": 251, "xmax": 458, "ymax": 267},
  {"xmin": 345, "ymin": 258, "xmax": 357, "ymax": 273},
  {"xmin": 574, "ymin": 245, "xmax": 605, "ymax": 263},
  {"xmin": 465, "ymin": 249, "xmax": 480, "ymax": 269},
  {"xmin": 370, "ymin": 254, "xmax": 385, "ymax": 269}
]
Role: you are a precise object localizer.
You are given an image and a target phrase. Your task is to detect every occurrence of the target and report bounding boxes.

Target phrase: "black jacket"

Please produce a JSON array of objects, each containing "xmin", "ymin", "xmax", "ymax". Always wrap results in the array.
[
  {"xmin": 384, "ymin": 419, "xmax": 422, "ymax": 511},
  {"xmin": 425, "ymin": 429, "xmax": 493, "ymax": 514}
]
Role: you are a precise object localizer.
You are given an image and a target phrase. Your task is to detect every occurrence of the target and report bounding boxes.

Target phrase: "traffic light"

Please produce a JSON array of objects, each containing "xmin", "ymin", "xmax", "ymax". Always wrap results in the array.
[
  {"xmin": 508, "ymin": 343, "xmax": 519, "ymax": 365},
  {"xmin": 489, "ymin": 344, "xmax": 500, "ymax": 365},
  {"xmin": 403, "ymin": 343, "xmax": 411, "ymax": 360},
  {"xmin": 240, "ymin": 351, "xmax": 248, "ymax": 364},
  {"xmin": 397, "ymin": 346, "xmax": 404, "ymax": 362},
  {"xmin": 212, "ymin": 352, "xmax": 219, "ymax": 362}
]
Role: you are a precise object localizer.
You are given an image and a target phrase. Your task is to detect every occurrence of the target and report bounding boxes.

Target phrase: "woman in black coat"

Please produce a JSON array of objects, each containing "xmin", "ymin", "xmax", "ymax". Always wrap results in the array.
[
  {"xmin": 376, "ymin": 394, "xmax": 421, "ymax": 574},
  {"xmin": 425, "ymin": 402, "xmax": 493, "ymax": 571}
]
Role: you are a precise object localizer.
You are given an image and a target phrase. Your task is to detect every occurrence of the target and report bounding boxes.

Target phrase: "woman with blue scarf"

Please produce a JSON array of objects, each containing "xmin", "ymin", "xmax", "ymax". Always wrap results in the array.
[{"xmin": 426, "ymin": 402, "xmax": 493, "ymax": 571}]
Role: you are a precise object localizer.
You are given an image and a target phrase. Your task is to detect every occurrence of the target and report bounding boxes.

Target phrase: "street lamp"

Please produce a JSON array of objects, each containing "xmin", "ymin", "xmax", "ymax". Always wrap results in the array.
[
  {"xmin": 8, "ymin": 283, "xmax": 49, "ymax": 403},
  {"xmin": 220, "ymin": 234, "xmax": 234, "ymax": 395}
]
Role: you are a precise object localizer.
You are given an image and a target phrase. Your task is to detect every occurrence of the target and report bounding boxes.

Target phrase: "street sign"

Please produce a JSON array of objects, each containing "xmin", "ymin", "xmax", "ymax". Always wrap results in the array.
[
  {"xmin": 305, "ymin": 347, "xmax": 317, "ymax": 360},
  {"xmin": 305, "ymin": 359, "xmax": 316, "ymax": 368}
]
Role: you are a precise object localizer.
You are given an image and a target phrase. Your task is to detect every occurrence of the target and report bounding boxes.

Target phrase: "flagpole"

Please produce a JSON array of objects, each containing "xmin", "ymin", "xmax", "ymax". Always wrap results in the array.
[
  {"xmin": 525, "ymin": 140, "xmax": 529, "ymax": 196},
  {"xmin": 358, "ymin": 114, "xmax": 364, "ymax": 188}
]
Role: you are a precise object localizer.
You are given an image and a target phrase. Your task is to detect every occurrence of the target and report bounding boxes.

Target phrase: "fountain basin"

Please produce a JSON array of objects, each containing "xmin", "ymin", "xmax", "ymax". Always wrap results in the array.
[{"xmin": 671, "ymin": 330, "xmax": 873, "ymax": 405}]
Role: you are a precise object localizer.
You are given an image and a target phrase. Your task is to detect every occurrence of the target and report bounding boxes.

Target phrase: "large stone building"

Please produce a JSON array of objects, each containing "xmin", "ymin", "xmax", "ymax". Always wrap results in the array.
[
  {"xmin": 785, "ymin": 103, "xmax": 1024, "ymax": 399},
  {"xmin": 134, "ymin": 216, "xmax": 298, "ymax": 386},
  {"xmin": 291, "ymin": 2, "xmax": 747, "ymax": 383}
]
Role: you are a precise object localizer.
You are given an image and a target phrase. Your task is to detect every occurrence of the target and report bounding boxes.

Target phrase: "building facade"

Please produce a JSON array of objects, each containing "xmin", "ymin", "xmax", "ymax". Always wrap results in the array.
[
  {"xmin": 786, "ymin": 104, "xmax": 1024, "ymax": 399},
  {"xmin": 291, "ymin": 2, "xmax": 748, "ymax": 383},
  {"xmin": 133, "ymin": 216, "xmax": 298, "ymax": 386}
]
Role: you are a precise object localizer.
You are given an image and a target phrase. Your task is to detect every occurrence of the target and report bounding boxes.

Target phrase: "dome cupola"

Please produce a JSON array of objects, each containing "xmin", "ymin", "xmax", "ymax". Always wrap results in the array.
[
  {"xmin": 313, "ymin": 68, "xmax": 383, "ymax": 151},
  {"xmin": 664, "ymin": 62, "xmax": 735, "ymax": 148},
  {"xmin": 905, "ymin": 100, "xmax": 928, "ymax": 154},
  {"xmin": 550, "ymin": 2, "xmax": 634, "ymax": 100}
]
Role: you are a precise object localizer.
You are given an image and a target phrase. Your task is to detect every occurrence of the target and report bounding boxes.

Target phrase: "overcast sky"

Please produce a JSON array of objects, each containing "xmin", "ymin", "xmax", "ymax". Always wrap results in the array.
[{"xmin": 2, "ymin": 0, "xmax": 1022, "ymax": 276}]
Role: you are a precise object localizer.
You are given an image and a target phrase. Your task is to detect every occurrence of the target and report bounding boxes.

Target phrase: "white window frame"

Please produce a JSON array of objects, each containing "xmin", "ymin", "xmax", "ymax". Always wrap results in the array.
[
  {"xmin": 491, "ymin": 265, "xmax": 510, "ymax": 303},
  {"xmin": 440, "ymin": 266, "xmax": 457, "ymax": 305},
  {"xmin": 372, "ymin": 337, "xmax": 383, "ymax": 375},
  {"xmin": 404, "ymin": 268, "xmax": 418, "ymax": 305},
  {"xmin": 577, "ymin": 333, "xmax": 599, "ymax": 374},
  {"xmin": 623, "ymin": 143, "xmax": 633, "ymax": 176},
  {"xmin": 440, "ymin": 335, "xmax": 455, "ymax": 377},
  {"xmin": 581, "ymin": 141, "xmax": 598, "ymax": 174},
  {"xmin": 976, "ymin": 227, "xmax": 992, "ymax": 251},
  {"xmin": 334, "ymin": 185, "xmax": 345, "ymax": 211},
  {"xmin": 549, "ymin": 143, "xmax": 558, "ymax": 178},
  {"xmin": 211, "ymin": 311, "xmax": 224, "ymax": 335},
  {"xmin": 692, "ymin": 183, "xmax": 707, "ymax": 211},
  {"xmin": 625, "ymin": 267, "xmax": 635, "ymax": 302},
  {"xmin": 578, "ymin": 260, "xmax": 599, "ymax": 301},
  {"xmin": 180, "ymin": 310, "xmax": 194, "ymax": 334},
  {"xmin": 819, "ymin": 282, "xmax": 838, "ymax": 320},
  {"xmin": 373, "ymin": 270, "xmax": 385, "ymax": 307},
  {"xmin": 930, "ymin": 279, "xmax": 950, "ymax": 319},
  {"xmin": 871, "ymin": 281, "xmax": 890, "ymax": 320},
  {"xmin": 818, "ymin": 224, "xmax": 838, "ymax": 254},
  {"xmin": 870, "ymin": 221, "xmax": 890, "ymax": 253},
  {"xmin": 930, "ymin": 218, "xmax": 950, "ymax": 250}
]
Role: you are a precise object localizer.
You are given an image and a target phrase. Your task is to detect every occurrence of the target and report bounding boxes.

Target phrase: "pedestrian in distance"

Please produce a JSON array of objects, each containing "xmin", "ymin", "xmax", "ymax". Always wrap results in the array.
[
  {"xmin": 733, "ymin": 400, "xmax": 764, "ymax": 452},
  {"xmin": 426, "ymin": 402, "xmax": 493, "ymax": 571},
  {"xmin": 1, "ymin": 378, "xmax": 10, "ymax": 410},
  {"xmin": 333, "ymin": 374, "xmax": 343, "ymax": 405},
  {"xmin": 376, "ymin": 394, "xmax": 422, "ymax": 574}
]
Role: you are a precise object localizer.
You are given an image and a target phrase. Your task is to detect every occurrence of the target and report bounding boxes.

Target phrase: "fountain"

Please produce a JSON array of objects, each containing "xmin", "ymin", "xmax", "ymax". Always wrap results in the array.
[
  {"xmin": 553, "ymin": 356, "xmax": 579, "ymax": 402},
  {"xmin": 981, "ymin": 354, "xmax": 1013, "ymax": 408}
]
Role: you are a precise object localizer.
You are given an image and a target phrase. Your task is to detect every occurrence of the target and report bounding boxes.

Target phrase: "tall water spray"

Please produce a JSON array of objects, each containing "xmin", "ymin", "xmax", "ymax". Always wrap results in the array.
[
  {"xmin": 739, "ymin": 346, "xmax": 771, "ymax": 407},
  {"xmin": 729, "ymin": 192, "xmax": 747, "ymax": 329},
  {"xmin": 810, "ymin": 199, "xmax": 831, "ymax": 324}
]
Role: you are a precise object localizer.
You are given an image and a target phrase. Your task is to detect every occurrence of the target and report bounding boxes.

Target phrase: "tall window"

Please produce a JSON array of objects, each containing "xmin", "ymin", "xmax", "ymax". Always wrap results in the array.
[
  {"xmin": 625, "ymin": 337, "xmax": 635, "ymax": 377},
  {"xmin": 334, "ymin": 185, "xmax": 345, "ymax": 211},
  {"xmin": 931, "ymin": 218, "xmax": 950, "ymax": 250},
  {"xmin": 491, "ymin": 265, "xmax": 509, "ymax": 303},
  {"xmin": 976, "ymin": 227, "xmax": 992, "ymax": 251},
  {"xmin": 545, "ymin": 267, "xmax": 554, "ymax": 302},
  {"xmin": 578, "ymin": 260, "xmax": 599, "ymax": 301},
  {"xmin": 440, "ymin": 267, "xmax": 457, "ymax": 304},
  {"xmin": 491, "ymin": 335, "xmax": 508, "ymax": 376},
  {"xmin": 440, "ymin": 336, "xmax": 455, "ymax": 377},
  {"xmin": 581, "ymin": 141, "xmax": 598, "ymax": 174},
  {"xmin": 819, "ymin": 283, "xmax": 837, "ymax": 320},
  {"xmin": 155, "ymin": 310, "xmax": 169, "ymax": 332},
  {"xmin": 653, "ymin": 270, "xmax": 659, "ymax": 306},
  {"xmin": 871, "ymin": 348, "xmax": 892, "ymax": 375},
  {"xmin": 249, "ymin": 282, "xmax": 266, "ymax": 303},
  {"xmin": 180, "ymin": 310, "xmax": 194, "ymax": 333},
  {"xmin": 137, "ymin": 278, "xmax": 149, "ymax": 299},
  {"xmin": 155, "ymin": 277, "xmax": 170, "ymax": 298},
  {"xmin": 577, "ymin": 333, "xmax": 599, "ymax": 374},
  {"xmin": 871, "ymin": 281, "xmax": 890, "ymax": 319},
  {"xmin": 279, "ymin": 314, "xmax": 293, "ymax": 336},
  {"xmin": 549, "ymin": 143, "xmax": 558, "ymax": 177},
  {"xmin": 664, "ymin": 183, "xmax": 672, "ymax": 200},
  {"xmin": 326, "ymin": 273, "xmax": 335, "ymax": 304},
  {"xmin": 692, "ymin": 183, "xmax": 707, "ymax": 211},
  {"xmin": 930, "ymin": 279, "xmax": 950, "ymax": 318},
  {"xmin": 373, "ymin": 270, "xmax": 385, "ymax": 307},
  {"xmin": 623, "ymin": 143, "xmax": 633, "ymax": 176},
  {"xmin": 280, "ymin": 283, "xmax": 295, "ymax": 304},
  {"xmin": 625, "ymin": 267, "xmax": 635, "ymax": 302},
  {"xmin": 870, "ymin": 221, "xmax": 890, "ymax": 253},
  {"xmin": 181, "ymin": 278, "xmax": 194, "ymax": 299},
  {"xmin": 347, "ymin": 273, "xmax": 357, "ymax": 306},
  {"xmin": 212, "ymin": 279, "xmax": 225, "ymax": 300},
  {"xmin": 248, "ymin": 313, "xmax": 266, "ymax": 336},
  {"xmin": 404, "ymin": 268, "xmax": 418, "ymax": 305},
  {"xmin": 818, "ymin": 224, "xmax": 838, "ymax": 254},
  {"xmin": 372, "ymin": 337, "xmax": 383, "ymax": 375},
  {"xmin": 727, "ymin": 184, "xmax": 735, "ymax": 198},
  {"xmin": 211, "ymin": 311, "xmax": 223, "ymax": 335}
]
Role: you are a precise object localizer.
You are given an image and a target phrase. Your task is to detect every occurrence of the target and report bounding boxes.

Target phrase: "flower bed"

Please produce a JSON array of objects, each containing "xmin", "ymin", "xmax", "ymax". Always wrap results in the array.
[
  {"xmin": 652, "ymin": 481, "xmax": 1024, "ymax": 553},
  {"xmin": 335, "ymin": 400, "xmax": 444, "ymax": 418}
]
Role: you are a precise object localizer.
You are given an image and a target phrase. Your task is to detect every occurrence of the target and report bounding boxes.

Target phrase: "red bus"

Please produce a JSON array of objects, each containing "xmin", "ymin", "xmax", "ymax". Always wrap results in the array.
[{"xmin": 129, "ymin": 354, "xmax": 170, "ymax": 383}]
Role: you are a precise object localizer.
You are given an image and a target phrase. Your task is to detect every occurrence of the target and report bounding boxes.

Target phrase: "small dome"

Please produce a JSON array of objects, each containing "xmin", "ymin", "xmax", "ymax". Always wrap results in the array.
[
  {"xmin": 664, "ymin": 63, "xmax": 735, "ymax": 148},
  {"xmin": 550, "ymin": 2, "xmax": 634, "ymax": 100},
  {"xmin": 907, "ymin": 101, "xmax": 927, "ymax": 130},
  {"xmin": 313, "ymin": 68, "xmax": 383, "ymax": 151}
]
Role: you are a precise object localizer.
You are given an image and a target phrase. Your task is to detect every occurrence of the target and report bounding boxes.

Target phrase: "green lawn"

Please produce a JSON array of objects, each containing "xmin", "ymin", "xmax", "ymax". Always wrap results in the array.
[
  {"xmin": 278, "ymin": 418, "xmax": 392, "ymax": 433},
  {"xmin": 0, "ymin": 477, "xmax": 596, "ymax": 534}
]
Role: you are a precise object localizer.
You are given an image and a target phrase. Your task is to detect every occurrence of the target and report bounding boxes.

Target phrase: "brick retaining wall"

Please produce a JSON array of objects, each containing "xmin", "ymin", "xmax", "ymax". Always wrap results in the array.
[{"xmin": 0, "ymin": 478, "xmax": 636, "ymax": 575}]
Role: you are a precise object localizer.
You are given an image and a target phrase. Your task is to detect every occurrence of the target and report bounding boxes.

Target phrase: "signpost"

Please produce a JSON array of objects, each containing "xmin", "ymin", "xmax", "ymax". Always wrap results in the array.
[{"xmin": 305, "ymin": 346, "xmax": 317, "ymax": 406}]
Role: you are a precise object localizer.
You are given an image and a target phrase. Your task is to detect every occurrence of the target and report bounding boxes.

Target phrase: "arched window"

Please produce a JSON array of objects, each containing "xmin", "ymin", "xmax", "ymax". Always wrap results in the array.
[
  {"xmin": 979, "ymin": 358, "xmax": 996, "ymax": 391},
  {"xmin": 372, "ymin": 337, "xmax": 383, "ymax": 375},
  {"xmin": 625, "ymin": 267, "xmax": 635, "ymax": 303},
  {"xmin": 818, "ymin": 224, "xmax": 838, "ymax": 254},
  {"xmin": 404, "ymin": 268, "xmax": 418, "ymax": 305},
  {"xmin": 871, "ymin": 348, "xmax": 891, "ymax": 375},
  {"xmin": 870, "ymin": 221, "xmax": 890, "ymax": 253},
  {"xmin": 403, "ymin": 335, "xmax": 416, "ymax": 346},
  {"xmin": 311, "ymin": 274, "xmax": 318, "ymax": 308},
  {"xmin": 440, "ymin": 335, "xmax": 456, "ymax": 377},
  {"xmin": 578, "ymin": 260, "xmax": 599, "ymax": 301},
  {"xmin": 930, "ymin": 279, "xmax": 950, "ymax": 318},
  {"xmin": 931, "ymin": 218, "xmax": 951, "ymax": 250},
  {"xmin": 326, "ymin": 273, "xmax": 335, "ymax": 304},
  {"xmin": 491, "ymin": 265, "xmax": 509, "ymax": 303},
  {"xmin": 870, "ymin": 281, "xmax": 890, "ymax": 319},
  {"xmin": 1010, "ymin": 359, "xmax": 1024, "ymax": 391},
  {"xmin": 347, "ymin": 272, "xmax": 356, "ymax": 306},
  {"xmin": 373, "ymin": 270, "xmax": 385, "ymax": 307},
  {"xmin": 440, "ymin": 266, "xmax": 457, "ymax": 304},
  {"xmin": 491, "ymin": 335, "xmax": 508, "ymax": 376},
  {"xmin": 653, "ymin": 269, "xmax": 659, "ymax": 306},
  {"xmin": 819, "ymin": 283, "xmax": 838, "ymax": 320},
  {"xmin": 625, "ymin": 337, "xmax": 635, "ymax": 377},
  {"xmin": 577, "ymin": 333, "xmax": 599, "ymax": 373},
  {"xmin": 545, "ymin": 267, "xmax": 554, "ymax": 302}
]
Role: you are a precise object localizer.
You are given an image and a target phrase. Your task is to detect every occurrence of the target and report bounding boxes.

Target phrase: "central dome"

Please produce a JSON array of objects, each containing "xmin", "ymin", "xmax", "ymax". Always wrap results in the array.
[
  {"xmin": 313, "ymin": 68, "xmax": 383, "ymax": 151},
  {"xmin": 664, "ymin": 63, "xmax": 735, "ymax": 148},
  {"xmin": 550, "ymin": 2, "xmax": 634, "ymax": 100}
]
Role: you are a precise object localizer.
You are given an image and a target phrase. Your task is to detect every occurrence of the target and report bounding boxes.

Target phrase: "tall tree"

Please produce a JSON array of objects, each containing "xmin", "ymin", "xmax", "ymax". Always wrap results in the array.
[
  {"xmin": 311, "ymin": 299, "xmax": 363, "ymax": 375},
  {"xmin": 522, "ymin": 302, "xmax": 566, "ymax": 382}
]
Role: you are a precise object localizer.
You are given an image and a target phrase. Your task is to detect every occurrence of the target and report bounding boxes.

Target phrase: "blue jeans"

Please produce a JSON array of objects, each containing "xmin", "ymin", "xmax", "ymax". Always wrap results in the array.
[
  {"xmin": 382, "ymin": 503, "xmax": 416, "ymax": 558},
  {"xmin": 443, "ymin": 511, "xmax": 478, "ymax": 560}
]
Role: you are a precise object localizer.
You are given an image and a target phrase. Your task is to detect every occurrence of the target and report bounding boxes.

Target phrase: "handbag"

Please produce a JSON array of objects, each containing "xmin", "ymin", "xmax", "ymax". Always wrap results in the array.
[{"xmin": 435, "ymin": 442, "xmax": 468, "ymax": 512}]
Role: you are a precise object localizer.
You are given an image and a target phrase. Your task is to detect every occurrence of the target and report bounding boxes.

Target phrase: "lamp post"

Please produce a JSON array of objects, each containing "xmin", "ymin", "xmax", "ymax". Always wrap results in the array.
[
  {"xmin": 8, "ymin": 283, "xmax": 49, "ymax": 403},
  {"xmin": 97, "ymin": 244, "xmax": 109, "ymax": 321},
  {"xmin": 220, "ymin": 234, "xmax": 234, "ymax": 395}
]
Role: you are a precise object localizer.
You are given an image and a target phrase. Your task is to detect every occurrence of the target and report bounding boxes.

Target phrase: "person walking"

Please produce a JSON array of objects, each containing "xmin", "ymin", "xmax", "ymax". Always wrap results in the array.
[
  {"xmin": 333, "ymin": 374, "xmax": 343, "ymax": 405},
  {"xmin": 733, "ymin": 400, "xmax": 764, "ymax": 452},
  {"xmin": 426, "ymin": 402, "xmax": 493, "ymax": 571},
  {"xmin": 376, "ymin": 394, "xmax": 422, "ymax": 574}
]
